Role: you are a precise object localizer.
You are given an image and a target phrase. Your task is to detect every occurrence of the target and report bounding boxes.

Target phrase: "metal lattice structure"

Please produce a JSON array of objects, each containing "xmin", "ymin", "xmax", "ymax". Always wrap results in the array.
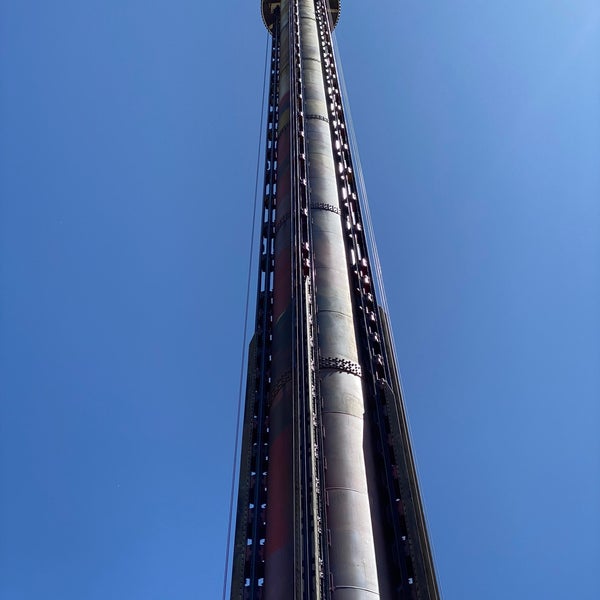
[{"xmin": 231, "ymin": 1, "xmax": 440, "ymax": 598}]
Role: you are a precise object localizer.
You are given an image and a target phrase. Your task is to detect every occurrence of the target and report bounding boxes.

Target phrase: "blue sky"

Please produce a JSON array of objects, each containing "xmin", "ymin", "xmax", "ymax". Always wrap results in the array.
[{"xmin": 1, "ymin": 1, "xmax": 599, "ymax": 599}]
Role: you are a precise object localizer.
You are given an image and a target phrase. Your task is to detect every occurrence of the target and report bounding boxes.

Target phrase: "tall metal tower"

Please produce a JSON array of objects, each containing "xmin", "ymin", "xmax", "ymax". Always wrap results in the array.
[{"xmin": 230, "ymin": 1, "xmax": 439, "ymax": 598}]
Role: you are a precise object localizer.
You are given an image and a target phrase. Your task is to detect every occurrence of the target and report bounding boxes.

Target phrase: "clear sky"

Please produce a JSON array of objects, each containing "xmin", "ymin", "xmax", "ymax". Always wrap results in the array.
[{"xmin": 1, "ymin": 1, "xmax": 599, "ymax": 599}]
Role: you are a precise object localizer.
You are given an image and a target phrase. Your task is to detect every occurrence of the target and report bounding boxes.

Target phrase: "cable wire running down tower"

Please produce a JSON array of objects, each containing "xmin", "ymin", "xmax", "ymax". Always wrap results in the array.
[{"xmin": 230, "ymin": 2, "xmax": 440, "ymax": 598}]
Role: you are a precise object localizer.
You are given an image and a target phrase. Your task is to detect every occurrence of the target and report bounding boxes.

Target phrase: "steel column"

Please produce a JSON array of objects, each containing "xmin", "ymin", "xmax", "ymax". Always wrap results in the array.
[{"xmin": 231, "ymin": 2, "xmax": 440, "ymax": 599}]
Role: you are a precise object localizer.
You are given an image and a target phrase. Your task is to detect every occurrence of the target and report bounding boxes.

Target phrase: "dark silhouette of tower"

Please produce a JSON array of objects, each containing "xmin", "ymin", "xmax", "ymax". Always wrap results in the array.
[{"xmin": 230, "ymin": 2, "xmax": 440, "ymax": 598}]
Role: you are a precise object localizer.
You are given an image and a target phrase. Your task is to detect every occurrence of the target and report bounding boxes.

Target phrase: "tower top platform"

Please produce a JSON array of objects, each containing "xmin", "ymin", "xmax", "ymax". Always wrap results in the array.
[{"xmin": 261, "ymin": 0, "xmax": 340, "ymax": 32}]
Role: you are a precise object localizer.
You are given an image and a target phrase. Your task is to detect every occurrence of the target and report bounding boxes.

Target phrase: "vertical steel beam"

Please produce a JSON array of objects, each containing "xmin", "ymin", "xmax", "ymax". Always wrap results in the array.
[
  {"xmin": 263, "ymin": 0, "xmax": 296, "ymax": 595},
  {"xmin": 230, "ymin": 14, "xmax": 280, "ymax": 599}
]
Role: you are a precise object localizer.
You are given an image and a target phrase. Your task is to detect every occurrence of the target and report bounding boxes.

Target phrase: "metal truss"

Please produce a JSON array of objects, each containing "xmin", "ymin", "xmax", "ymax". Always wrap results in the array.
[{"xmin": 230, "ymin": 13, "xmax": 281, "ymax": 599}]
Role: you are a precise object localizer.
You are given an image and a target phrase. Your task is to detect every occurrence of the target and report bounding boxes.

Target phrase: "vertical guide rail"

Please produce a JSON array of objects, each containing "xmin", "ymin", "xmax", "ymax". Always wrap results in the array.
[
  {"xmin": 230, "ymin": 15, "xmax": 281, "ymax": 599},
  {"xmin": 288, "ymin": 4, "xmax": 302, "ymax": 593},
  {"xmin": 289, "ymin": 0, "xmax": 329, "ymax": 597},
  {"xmin": 315, "ymin": 0, "xmax": 441, "ymax": 598}
]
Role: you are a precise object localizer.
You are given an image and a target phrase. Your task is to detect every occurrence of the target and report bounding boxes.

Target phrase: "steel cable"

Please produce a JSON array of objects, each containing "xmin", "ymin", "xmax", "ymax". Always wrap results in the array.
[{"xmin": 331, "ymin": 28, "xmax": 442, "ymax": 582}]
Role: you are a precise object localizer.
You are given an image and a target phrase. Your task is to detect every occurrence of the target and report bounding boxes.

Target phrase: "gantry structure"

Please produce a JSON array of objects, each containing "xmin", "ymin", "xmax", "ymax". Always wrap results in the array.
[{"xmin": 230, "ymin": 1, "xmax": 440, "ymax": 598}]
